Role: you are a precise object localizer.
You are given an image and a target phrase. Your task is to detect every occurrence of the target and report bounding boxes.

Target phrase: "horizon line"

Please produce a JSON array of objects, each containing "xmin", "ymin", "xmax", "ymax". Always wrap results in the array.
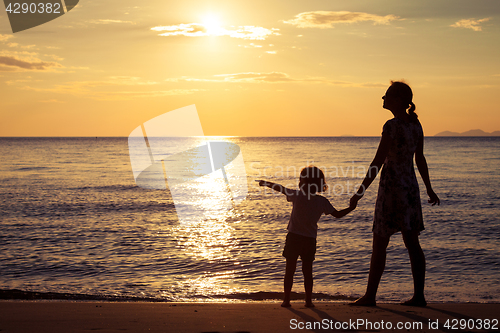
[{"xmin": 1, "ymin": 135, "xmax": 500, "ymax": 138}]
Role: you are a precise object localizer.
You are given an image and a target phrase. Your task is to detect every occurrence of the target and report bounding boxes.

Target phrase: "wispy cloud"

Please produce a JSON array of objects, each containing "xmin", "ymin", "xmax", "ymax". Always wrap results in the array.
[
  {"xmin": 16, "ymin": 77, "xmax": 202, "ymax": 100},
  {"xmin": 88, "ymin": 19, "xmax": 136, "ymax": 25},
  {"xmin": 151, "ymin": 23, "xmax": 279, "ymax": 40},
  {"xmin": 450, "ymin": 18, "xmax": 490, "ymax": 31},
  {"xmin": 284, "ymin": 11, "xmax": 400, "ymax": 28},
  {"xmin": 216, "ymin": 72, "xmax": 298, "ymax": 83},
  {"xmin": 169, "ymin": 72, "xmax": 385, "ymax": 87},
  {"xmin": 7, "ymin": 43, "xmax": 38, "ymax": 49},
  {"xmin": 40, "ymin": 99, "xmax": 66, "ymax": 103},
  {"xmin": 0, "ymin": 34, "xmax": 13, "ymax": 42},
  {"xmin": 88, "ymin": 89, "xmax": 204, "ymax": 100},
  {"xmin": 107, "ymin": 76, "xmax": 158, "ymax": 86},
  {"xmin": 0, "ymin": 55, "xmax": 62, "ymax": 71},
  {"xmin": 169, "ymin": 72, "xmax": 297, "ymax": 83},
  {"xmin": 238, "ymin": 43, "xmax": 263, "ymax": 48}
]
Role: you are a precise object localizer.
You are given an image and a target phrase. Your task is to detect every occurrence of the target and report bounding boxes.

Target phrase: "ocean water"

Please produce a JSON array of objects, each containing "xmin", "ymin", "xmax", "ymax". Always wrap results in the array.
[{"xmin": 0, "ymin": 136, "xmax": 499, "ymax": 303}]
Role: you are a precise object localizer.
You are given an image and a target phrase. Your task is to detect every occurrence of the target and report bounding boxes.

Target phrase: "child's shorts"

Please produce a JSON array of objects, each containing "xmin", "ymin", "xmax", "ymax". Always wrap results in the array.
[{"xmin": 282, "ymin": 232, "xmax": 317, "ymax": 262}]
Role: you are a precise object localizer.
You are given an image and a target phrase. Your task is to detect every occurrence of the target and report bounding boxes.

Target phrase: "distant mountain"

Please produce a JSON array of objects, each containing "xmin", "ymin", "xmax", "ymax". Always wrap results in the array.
[{"xmin": 435, "ymin": 129, "xmax": 500, "ymax": 136}]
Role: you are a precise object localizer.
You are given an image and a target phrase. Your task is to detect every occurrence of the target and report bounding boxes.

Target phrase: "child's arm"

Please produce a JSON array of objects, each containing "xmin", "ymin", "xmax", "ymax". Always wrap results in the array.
[
  {"xmin": 256, "ymin": 180, "xmax": 292, "ymax": 195},
  {"xmin": 330, "ymin": 205, "xmax": 355, "ymax": 218},
  {"xmin": 330, "ymin": 197, "xmax": 357, "ymax": 218}
]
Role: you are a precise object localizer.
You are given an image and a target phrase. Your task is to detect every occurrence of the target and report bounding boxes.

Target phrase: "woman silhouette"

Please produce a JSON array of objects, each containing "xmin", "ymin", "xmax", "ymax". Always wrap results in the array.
[{"xmin": 350, "ymin": 81, "xmax": 440, "ymax": 307}]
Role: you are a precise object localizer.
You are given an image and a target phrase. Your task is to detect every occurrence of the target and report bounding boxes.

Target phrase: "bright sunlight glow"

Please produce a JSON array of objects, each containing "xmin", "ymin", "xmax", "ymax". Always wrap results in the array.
[{"xmin": 201, "ymin": 14, "xmax": 223, "ymax": 35}]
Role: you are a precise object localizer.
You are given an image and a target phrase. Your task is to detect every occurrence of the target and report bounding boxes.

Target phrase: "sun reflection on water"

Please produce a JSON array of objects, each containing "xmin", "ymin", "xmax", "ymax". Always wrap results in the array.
[
  {"xmin": 168, "ymin": 153, "xmax": 249, "ymax": 297},
  {"xmin": 163, "ymin": 271, "xmax": 250, "ymax": 301},
  {"xmin": 159, "ymin": 136, "xmax": 249, "ymax": 297}
]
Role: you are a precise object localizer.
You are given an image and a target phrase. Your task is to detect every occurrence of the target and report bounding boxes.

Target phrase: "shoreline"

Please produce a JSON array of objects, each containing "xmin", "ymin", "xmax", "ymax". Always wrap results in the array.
[
  {"xmin": 0, "ymin": 288, "xmax": 356, "ymax": 303},
  {"xmin": 2, "ymin": 288, "xmax": 499, "ymax": 304},
  {"xmin": 1, "ymin": 301, "xmax": 498, "ymax": 333}
]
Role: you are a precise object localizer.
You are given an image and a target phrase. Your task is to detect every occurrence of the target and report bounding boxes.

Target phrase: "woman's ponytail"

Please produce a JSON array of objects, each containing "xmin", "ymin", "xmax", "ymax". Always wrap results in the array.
[
  {"xmin": 408, "ymin": 101, "xmax": 418, "ymax": 122},
  {"xmin": 390, "ymin": 81, "xmax": 419, "ymax": 123}
]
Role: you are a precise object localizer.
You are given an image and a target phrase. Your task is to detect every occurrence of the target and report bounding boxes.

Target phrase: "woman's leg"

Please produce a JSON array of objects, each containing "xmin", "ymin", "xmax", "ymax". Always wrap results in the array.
[
  {"xmin": 302, "ymin": 260, "xmax": 314, "ymax": 307},
  {"xmin": 402, "ymin": 231, "xmax": 426, "ymax": 306},
  {"xmin": 352, "ymin": 233, "xmax": 390, "ymax": 306},
  {"xmin": 282, "ymin": 257, "xmax": 297, "ymax": 307}
]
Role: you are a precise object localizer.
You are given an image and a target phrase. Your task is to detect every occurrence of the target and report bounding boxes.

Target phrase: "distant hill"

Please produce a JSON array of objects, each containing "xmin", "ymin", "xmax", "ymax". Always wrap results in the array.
[{"xmin": 435, "ymin": 129, "xmax": 500, "ymax": 136}]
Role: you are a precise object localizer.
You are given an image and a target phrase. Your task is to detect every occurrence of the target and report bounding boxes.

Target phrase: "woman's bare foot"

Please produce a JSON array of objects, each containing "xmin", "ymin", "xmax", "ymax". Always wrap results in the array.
[
  {"xmin": 401, "ymin": 297, "xmax": 427, "ymax": 307},
  {"xmin": 281, "ymin": 301, "xmax": 291, "ymax": 308},
  {"xmin": 349, "ymin": 296, "xmax": 376, "ymax": 307}
]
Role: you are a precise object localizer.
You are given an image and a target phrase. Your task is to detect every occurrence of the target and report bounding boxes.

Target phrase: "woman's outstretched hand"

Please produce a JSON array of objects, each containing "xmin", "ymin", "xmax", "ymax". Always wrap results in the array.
[{"xmin": 427, "ymin": 189, "xmax": 440, "ymax": 206}]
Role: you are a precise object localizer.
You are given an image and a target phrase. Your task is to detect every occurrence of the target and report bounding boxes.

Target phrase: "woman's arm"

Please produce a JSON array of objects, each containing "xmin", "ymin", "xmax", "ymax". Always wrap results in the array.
[
  {"xmin": 414, "ymin": 136, "xmax": 440, "ymax": 206},
  {"xmin": 350, "ymin": 132, "xmax": 391, "ymax": 206}
]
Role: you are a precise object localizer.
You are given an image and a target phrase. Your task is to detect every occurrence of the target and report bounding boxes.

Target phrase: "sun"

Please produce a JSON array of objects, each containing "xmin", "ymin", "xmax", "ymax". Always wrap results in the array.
[{"xmin": 201, "ymin": 14, "xmax": 223, "ymax": 35}]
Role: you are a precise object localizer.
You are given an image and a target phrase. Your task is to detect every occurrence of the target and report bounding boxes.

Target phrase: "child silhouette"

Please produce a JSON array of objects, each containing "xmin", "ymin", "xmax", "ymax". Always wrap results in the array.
[{"xmin": 257, "ymin": 166, "xmax": 355, "ymax": 307}]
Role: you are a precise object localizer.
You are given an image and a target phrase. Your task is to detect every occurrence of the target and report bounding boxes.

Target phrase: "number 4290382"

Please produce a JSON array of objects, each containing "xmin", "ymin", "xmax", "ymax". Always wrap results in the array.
[{"xmin": 5, "ymin": 2, "xmax": 62, "ymax": 14}]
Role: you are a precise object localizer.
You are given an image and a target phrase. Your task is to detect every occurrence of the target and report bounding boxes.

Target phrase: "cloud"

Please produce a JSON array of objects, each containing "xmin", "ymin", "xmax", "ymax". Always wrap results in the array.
[
  {"xmin": 89, "ymin": 19, "xmax": 136, "ymax": 25},
  {"xmin": 284, "ymin": 11, "xmax": 400, "ymax": 28},
  {"xmin": 170, "ymin": 72, "xmax": 386, "ymax": 87},
  {"xmin": 151, "ymin": 23, "xmax": 279, "ymax": 40},
  {"xmin": 450, "ymin": 18, "xmax": 490, "ymax": 31},
  {"xmin": 17, "ymin": 77, "xmax": 202, "ymax": 100},
  {"xmin": 88, "ymin": 89, "xmax": 203, "ymax": 100},
  {"xmin": 217, "ymin": 72, "xmax": 297, "ymax": 83},
  {"xmin": 238, "ymin": 43, "xmax": 263, "ymax": 48},
  {"xmin": 40, "ymin": 99, "xmax": 65, "ymax": 103},
  {"xmin": 0, "ymin": 34, "xmax": 13, "ymax": 42},
  {"xmin": 0, "ymin": 55, "xmax": 62, "ymax": 71},
  {"xmin": 170, "ymin": 72, "xmax": 296, "ymax": 83},
  {"xmin": 107, "ymin": 76, "xmax": 158, "ymax": 85}
]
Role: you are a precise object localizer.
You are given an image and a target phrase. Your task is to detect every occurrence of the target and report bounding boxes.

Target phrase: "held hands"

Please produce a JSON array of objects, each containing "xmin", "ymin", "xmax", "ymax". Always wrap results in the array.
[
  {"xmin": 349, "ymin": 192, "xmax": 363, "ymax": 210},
  {"xmin": 427, "ymin": 189, "xmax": 440, "ymax": 206}
]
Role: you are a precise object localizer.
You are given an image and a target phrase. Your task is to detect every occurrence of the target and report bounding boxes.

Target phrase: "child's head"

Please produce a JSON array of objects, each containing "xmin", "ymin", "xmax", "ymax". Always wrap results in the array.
[{"xmin": 299, "ymin": 166, "xmax": 328, "ymax": 194}]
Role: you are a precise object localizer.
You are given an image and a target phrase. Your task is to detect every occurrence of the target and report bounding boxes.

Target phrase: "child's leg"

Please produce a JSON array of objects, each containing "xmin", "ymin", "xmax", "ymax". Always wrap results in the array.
[
  {"xmin": 282, "ymin": 257, "xmax": 297, "ymax": 307},
  {"xmin": 302, "ymin": 260, "xmax": 314, "ymax": 307}
]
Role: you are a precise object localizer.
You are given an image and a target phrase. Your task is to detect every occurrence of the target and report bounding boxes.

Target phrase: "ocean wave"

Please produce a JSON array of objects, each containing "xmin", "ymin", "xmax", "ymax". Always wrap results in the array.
[
  {"xmin": 2, "ymin": 201, "xmax": 176, "ymax": 218},
  {"xmin": 0, "ymin": 288, "xmax": 356, "ymax": 302},
  {"xmin": 73, "ymin": 185, "xmax": 141, "ymax": 192},
  {"xmin": 14, "ymin": 167, "xmax": 50, "ymax": 171}
]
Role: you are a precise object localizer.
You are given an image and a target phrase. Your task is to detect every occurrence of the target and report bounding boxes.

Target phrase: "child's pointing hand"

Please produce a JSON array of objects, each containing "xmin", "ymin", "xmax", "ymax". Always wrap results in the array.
[{"xmin": 256, "ymin": 180, "xmax": 270, "ymax": 187}]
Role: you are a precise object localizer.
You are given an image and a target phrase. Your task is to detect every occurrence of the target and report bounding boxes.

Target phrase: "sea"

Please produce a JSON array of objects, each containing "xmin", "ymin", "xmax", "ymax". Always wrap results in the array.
[{"xmin": 0, "ymin": 136, "xmax": 499, "ymax": 303}]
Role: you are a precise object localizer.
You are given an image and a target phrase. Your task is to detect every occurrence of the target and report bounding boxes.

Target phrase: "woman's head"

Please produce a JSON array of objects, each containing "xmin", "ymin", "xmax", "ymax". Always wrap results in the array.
[
  {"xmin": 383, "ymin": 81, "xmax": 418, "ymax": 122},
  {"xmin": 299, "ymin": 166, "xmax": 327, "ymax": 194}
]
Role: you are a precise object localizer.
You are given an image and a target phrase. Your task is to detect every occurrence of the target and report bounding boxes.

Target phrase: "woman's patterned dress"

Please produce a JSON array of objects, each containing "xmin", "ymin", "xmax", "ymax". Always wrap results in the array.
[{"xmin": 373, "ymin": 118, "xmax": 424, "ymax": 237}]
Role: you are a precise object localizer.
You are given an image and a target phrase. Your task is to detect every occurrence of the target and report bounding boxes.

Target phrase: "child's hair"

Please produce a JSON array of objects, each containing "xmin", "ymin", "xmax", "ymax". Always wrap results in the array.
[
  {"xmin": 299, "ymin": 166, "xmax": 328, "ymax": 193},
  {"xmin": 390, "ymin": 81, "xmax": 418, "ymax": 123}
]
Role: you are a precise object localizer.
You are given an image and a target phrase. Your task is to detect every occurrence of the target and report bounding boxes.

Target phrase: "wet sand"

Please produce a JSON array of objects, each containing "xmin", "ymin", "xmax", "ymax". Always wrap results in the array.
[{"xmin": 0, "ymin": 301, "xmax": 498, "ymax": 332}]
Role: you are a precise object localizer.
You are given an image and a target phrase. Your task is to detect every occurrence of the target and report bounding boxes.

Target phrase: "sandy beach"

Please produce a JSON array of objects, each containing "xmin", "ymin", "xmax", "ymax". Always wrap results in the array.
[{"xmin": 1, "ymin": 301, "xmax": 498, "ymax": 332}]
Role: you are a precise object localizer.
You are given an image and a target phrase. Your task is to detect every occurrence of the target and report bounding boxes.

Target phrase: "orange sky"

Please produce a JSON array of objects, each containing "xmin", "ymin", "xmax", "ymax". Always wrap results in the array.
[{"xmin": 0, "ymin": 0, "xmax": 499, "ymax": 136}]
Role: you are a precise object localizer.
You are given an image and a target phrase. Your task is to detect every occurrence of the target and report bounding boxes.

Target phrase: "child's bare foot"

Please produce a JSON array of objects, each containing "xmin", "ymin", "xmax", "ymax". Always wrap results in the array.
[
  {"xmin": 281, "ymin": 301, "xmax": 291, "ymax": 308},
  {"xmin": 305, "ymin": 302, "xmax": 315, "ymax": 308},
  {"xmin": 349, "ymin": 295, "xmax": 376, "ymax": 307},
  {"xmin": 401, "ymin": 297, "xmax": 427, "ymax": 307}
]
